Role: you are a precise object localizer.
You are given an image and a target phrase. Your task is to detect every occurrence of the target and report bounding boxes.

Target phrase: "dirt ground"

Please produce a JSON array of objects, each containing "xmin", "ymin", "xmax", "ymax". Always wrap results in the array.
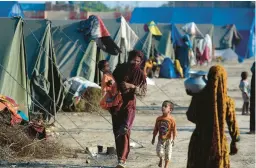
[{"xmin": 2, "ymin": 59, "xmax": 255, "ymax": 168}]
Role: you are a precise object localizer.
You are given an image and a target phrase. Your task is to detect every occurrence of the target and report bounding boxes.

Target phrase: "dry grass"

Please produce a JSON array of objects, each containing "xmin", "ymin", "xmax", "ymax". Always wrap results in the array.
[
  {"xmin": 0, "ymin": 111, "xmax": 70, "ymax": 161},
  {"xmin": 75, "ymin": 87, "xmax": 102, "ymax": 113}
]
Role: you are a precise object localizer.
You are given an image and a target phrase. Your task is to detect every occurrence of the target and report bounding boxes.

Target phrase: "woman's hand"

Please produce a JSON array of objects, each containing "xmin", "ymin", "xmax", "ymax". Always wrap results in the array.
[
  {"xmin": 124, "ymin": 82, "xmax": 135, "ymax": 89},
  {"xmin": 151, "ymin": 137, "xmax": 155, "ymax": 145}
]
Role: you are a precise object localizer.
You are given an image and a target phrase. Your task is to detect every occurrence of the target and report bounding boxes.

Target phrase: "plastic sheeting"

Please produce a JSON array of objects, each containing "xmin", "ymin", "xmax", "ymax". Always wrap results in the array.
[
  {"xmin": 159, "ymin": 57, "xmax": 177, "ymax": 79},
  {"xmin": 181, "ymin": 22, "xmax": 204, "ymax": 37},
  {"xmin": 148, "ymin": 21, "xmax": 162, "ymax": 36},
  {"xmin": 107, "ymin": 16, "xmax": 139, "ymax": 72},
  {"xmin": 246, "ymin": 21, "xmax": 256, "ymax": 59},
  {"xmin": 214, "ymin": 48, "xmax": 239, "ymax": 61}
]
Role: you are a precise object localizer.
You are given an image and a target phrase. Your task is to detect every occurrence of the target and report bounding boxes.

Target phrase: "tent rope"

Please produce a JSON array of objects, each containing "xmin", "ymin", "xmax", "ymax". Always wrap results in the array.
[
  {"xmin": 0, "ymin": 63, "xmax": 104, "ymax": 167},
  {"xmin": 24, "ymin": 20, "xmax": 146, "ymax": 148}
]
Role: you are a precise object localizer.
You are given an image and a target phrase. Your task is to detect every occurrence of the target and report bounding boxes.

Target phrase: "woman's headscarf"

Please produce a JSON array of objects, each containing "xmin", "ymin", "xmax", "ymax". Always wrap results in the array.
[
  {"xmin": 113, "ymin": 50, "xmax": 147, "ymax": 95},
  {"xmin": 206, "ymin": 65, "xmax": 228, "ymax": 159},
  {"xmin": 187, "ymin": 65, "xmax": 231, "ymax": 162}
]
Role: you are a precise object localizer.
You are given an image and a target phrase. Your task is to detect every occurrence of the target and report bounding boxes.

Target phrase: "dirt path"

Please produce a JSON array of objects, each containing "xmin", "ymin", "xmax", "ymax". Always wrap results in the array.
[{"xmin": 3, "ymin": 59, "xmax": 255, "ymax": 168}]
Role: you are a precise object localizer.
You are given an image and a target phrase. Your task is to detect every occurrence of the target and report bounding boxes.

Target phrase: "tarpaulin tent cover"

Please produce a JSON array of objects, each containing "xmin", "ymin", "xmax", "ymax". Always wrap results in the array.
[
  {"xmin": 213, "ymin": 25, "xmax": 242, "ymax": 50},
  {"xmin": 246, "ymin": 20, "xmax": 256, "ymax": 58},
  {"xmin": 25, "ymin": 21, "xmax": 65, "ymax": 121},
  {"xmin": 0, "ymin": 18, "xmax": 29, "ymax": 116},
  {"xmin": 52, "ymin": 19, "xmax": 122, "ymax": 83},
  {"xmin": 130, "ymin": 23, "xmax": 174, "ymax": 59},
  {"xmin": 159, "ymin": 57, "xmax": 177, "ymax": 78},
  {"xmin": 107, "ymin": 17, "xmax": 139, "ymax": 72}
]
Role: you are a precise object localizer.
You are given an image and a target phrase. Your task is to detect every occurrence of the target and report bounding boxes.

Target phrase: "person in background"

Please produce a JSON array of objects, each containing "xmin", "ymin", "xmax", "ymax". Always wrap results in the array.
[
  {"xmin": 112, "ymin": 50, "xmax": 147, "ymax": 168},
  {"xmin": 98, "ymin": 60, "xmax": 122, "ymax": 114},
  {"xmin": 152, "ymin": 100, "xmax": 177, "ymax": 168},
  {"xmin": 186, "ymin": 65, "xmax": 240, "ymax": 168},
  {"xmin": 249, "ymin": 62, "xmax": 255, "ymax": 134},
  {"xmin": 144, "ymin": 57, "xmax": 156, "ymax": 78},
  {"xmin": 239, "ymin": 71, "xmax": 250, "ymax": 115}
]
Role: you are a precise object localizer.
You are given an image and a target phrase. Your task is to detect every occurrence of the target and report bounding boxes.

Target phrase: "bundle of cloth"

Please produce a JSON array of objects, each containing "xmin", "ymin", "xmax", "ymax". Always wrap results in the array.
[
  {"xmin": 196, "ymin": 34, "xmax": 213, "ymax": 65},
  {"xmin": 0, "ymin": 95, "xmax": 46, "ymax": 140},
  {"xmin": 78, "ymin": 15, "xmax": 121, "ymax": 55}
]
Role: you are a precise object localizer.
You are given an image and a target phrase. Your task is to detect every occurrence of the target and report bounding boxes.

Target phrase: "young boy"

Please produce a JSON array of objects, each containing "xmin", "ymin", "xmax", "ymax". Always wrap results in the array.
[
  {"xmin": 152, "ymin": 100, "xmax": 177, "ymax": 168},
  {"xmin": 239, "ymin": 71, "xmax": 250, "ymax": 115}
]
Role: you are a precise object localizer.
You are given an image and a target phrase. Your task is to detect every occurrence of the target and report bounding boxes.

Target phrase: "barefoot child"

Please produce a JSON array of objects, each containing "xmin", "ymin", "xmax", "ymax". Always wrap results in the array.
[
  {"xmin": 152, "ymin": 100, "xmax": 177, "ymax": 168},
  {"xmin": 98, "ymin": 60, "xmax": 122, "ymax": 114},
  {"xmin": 239, "ymin": 71, "xmax": 250, "ymax": 115}
]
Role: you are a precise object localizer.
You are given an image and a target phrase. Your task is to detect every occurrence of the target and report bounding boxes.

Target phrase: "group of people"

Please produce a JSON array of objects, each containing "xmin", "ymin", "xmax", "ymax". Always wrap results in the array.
[{"xmin": 97, "ymin": 49, "xmax": 255, "ymax": 168}]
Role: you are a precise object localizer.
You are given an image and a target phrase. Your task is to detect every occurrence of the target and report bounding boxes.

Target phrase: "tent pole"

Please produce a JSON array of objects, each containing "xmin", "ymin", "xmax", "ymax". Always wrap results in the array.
[
  {"xmin": 50, "ymin": 50, "xmax": 57, "ymax": 123},
  {"xmin": 94, "ymin": 47, "xmax": 101, "ymax": 85}
]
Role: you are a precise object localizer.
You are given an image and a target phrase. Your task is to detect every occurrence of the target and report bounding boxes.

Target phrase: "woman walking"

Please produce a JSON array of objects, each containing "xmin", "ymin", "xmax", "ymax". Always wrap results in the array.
[
  {"xmin": 112, "ymin": 50, "xmax": 147, "ymax": 168},
  {"xmin": 186, "ymin": 65, "xmax": 240, "ymax": 168}
]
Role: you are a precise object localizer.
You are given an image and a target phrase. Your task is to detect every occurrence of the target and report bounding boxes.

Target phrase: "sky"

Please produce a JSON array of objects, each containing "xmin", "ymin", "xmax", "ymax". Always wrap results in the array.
[{"xmin": 19, "ymin": 1, "xmax": 167, "ymax": 7}]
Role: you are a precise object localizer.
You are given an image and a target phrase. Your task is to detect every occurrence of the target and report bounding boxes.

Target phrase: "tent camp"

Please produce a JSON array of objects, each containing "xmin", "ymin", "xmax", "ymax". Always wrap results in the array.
[
  {"xmin": 130, "ymin": 23, "xmax": 174, "ymax": 60},
  {"xmin": 51, "ymin": 17, "xmax": 134, "ymax": 82},
  {"xmin": 131, "ymin": 7, "xmax": 255, "ymax": 61},
  {"xmin": 0, "ymin": 17, "xmax": 65, "ymax": 120}
]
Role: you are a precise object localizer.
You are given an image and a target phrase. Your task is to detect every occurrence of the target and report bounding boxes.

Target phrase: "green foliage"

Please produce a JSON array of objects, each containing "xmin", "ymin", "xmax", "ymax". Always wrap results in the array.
[{"xmin": 78, "ymin": 1, "xmax": 115, "ymax": 12}]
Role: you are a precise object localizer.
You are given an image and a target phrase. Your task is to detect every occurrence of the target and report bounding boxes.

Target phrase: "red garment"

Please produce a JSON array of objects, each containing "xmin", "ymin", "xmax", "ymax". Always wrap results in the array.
[
  {"xmin": 0, "ymin": 95, "xmax": 22, "ymax": 126},
  {"xmin": 112, "ymin": 63, "xmax": 146, "ymax": 161},
  {"xmin": 96, "ymin": 16, "xmax": 110, "ymax": 37},
  {"xmin": 197, "ymin": 46, "xmax": 210, "ymax": 65}
]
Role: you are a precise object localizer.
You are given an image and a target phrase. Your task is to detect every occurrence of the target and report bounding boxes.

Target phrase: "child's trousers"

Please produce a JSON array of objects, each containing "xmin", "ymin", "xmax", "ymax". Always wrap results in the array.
[{"xmin": 156, "ymin": 139, "xmax": 173, "ymax": 161}]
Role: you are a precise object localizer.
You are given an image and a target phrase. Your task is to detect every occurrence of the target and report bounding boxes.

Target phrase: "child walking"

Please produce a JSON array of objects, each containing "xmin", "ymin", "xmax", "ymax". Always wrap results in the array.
[
  {"xmin": 239, "ymin": 71, "xmax": 250, "ymax": 115},
  {"xmin": 98, "ymin": 60, "xmax": 122, "ymax": 114},
  {"xmin": 152, "ymin": 100, "xmax": 177, "ymax": 168}
]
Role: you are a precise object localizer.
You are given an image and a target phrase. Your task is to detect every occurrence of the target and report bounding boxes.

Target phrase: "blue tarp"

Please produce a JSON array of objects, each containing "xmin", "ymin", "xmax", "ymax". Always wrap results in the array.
[
  {"xmin": 20, "ymin": 3, "xmax": 46, "ymax": 11},
  {"xmin": 159, "ymin": 57, "xmax": 177, "ymax": 78},
  {"xmin": 171, "ymin": 8, "xmax": 213, "ymax": 24},
  {"xmin": 246, "ymin": 20, "xmax": 256, "ymax": 59},
  {"xmin": 212, "ymin": 8, "xmax": 254, "ymax": 30},
  {"xmin": 0, "ymin": 1, "xmax": 24, "ymax": 18},
  {"xmin": 130, "ymin": 7, "xmax": 173, "ymax": 24}
]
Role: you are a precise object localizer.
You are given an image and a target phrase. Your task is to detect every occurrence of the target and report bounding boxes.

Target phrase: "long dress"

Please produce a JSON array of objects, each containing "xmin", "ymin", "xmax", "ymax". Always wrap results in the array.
[
  {"xmin": 186, "ymin": 65, "xmax": 240, "ymax": 168},
  {"xmin": 250, "ymin": 62, "xmax": 255, "ymax": 132},
  {"xmin": 112, "ymin": 63, "xmax": 147, "ymax": 162}
]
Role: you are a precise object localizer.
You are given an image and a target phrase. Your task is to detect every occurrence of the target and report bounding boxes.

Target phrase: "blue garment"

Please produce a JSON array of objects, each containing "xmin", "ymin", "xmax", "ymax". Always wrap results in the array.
[
  {"xmin": 159, "ymin": 58, "xmax": 177, "ymax": 78},
  {"xmin": 247, "ymin": 21, "xmax": 256, "ymax": 59}
]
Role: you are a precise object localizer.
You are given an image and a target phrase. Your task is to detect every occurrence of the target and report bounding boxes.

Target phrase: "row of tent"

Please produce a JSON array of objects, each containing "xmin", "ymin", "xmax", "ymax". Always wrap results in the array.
[{"xmin": 0, "ymin": 16, "xmax": 254, "ymax": 120}]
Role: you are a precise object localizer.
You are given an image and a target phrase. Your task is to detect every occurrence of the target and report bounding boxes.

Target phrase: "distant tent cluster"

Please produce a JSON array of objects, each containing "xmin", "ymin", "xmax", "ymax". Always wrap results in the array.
[
  {"xmin": 130, "ymin": 7, "xmax": 255, "ymax": 62},
  {"xmin": 0, "ymin": 7, "xmax": 254, "ymax": 120}
]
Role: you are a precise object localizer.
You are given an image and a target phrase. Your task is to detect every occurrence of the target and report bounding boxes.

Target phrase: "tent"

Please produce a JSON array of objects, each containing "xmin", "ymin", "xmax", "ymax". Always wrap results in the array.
[
  {"xmin": 0, "ymin": 17, "xmax": 65, "ymax": 120},
  {"xmin": 130, "ymin": 23, "xmax": 174, "ymax": 60},
  {"xmin": 24, "ymin": 19, "xmax": 65, "ymax": 121},
  {"xmin": 104, "ymin": 16, "xmax": 139, "ymax": 72},
  {"xmin": 0, "ymin": 1, "xmax": 24, "ymax": 18},
  {"xmin": 51, "ymin": 18, "xmax": 132, "ymax": 83},
  {"xmin": 0, "ymin": 18, "xmax": 29, "ymax": 116},
  {"xmin": 159, "ymin": 57, "xmax": 177, "ymax": 78}
]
